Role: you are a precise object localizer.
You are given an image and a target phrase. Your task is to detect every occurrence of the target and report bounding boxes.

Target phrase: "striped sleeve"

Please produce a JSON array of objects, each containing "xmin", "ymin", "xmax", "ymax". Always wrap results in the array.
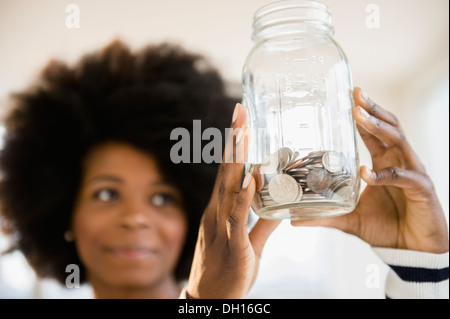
[{"xmin": 373, "ymin": 247, "xmax": 449, "ymax": 299}]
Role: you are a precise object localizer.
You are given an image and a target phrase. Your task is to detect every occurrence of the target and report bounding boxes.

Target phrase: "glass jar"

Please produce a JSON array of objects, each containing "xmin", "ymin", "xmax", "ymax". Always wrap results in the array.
[{"xmin": 242, "ymin": 0, "xmax": 360, "ymax": 220}]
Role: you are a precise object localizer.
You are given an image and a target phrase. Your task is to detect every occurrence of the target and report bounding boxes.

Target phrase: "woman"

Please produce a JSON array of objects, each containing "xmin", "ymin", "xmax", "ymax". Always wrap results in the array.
[
  {"xmin": 1, "ymin": 39, "xmax": 448, "ymax": 299},
  {"xmin": 0, "ymin": 39, "xmax": 239, "ymax": 298}
]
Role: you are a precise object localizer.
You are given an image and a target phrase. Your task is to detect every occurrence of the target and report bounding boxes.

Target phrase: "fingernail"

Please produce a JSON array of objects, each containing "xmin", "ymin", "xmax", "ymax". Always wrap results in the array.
[
  {"xmin": 235, "ymin": 125, "xmax": 246, "ymax": 144},
  {"xmin": 360, "ymin": 89, "xmax": 369, "ymax": 102},
  {"xmin": 242, "ymin": 173, "xmax": 253, "ymax": 189},
  {"xmin": 363, "ymin": 166, "xmax": 374, "ymax": 178},
  {"xmin": 232, "ymin": 103, "xmax": 241, "ymax": 123},
  {"xmin": 359, "ymin": 106, "xmax": 371, "ymax": 119}
]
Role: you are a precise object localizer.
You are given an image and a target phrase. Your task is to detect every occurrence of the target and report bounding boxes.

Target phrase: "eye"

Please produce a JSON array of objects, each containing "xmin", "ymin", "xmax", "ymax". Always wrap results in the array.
[
  {"xmin": 94, "ymin": 189, "xmax": 119, "ymax": 202},
  {"xmin": 151, "ymin": 193, "xmax": 176, "ymax": 207}
]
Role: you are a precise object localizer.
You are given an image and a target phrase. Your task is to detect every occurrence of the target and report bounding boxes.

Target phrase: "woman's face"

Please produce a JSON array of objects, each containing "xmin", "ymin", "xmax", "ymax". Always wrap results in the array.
[{"xmin": 72, "ymin": 142, "xmax": 187, "ymax": 290}]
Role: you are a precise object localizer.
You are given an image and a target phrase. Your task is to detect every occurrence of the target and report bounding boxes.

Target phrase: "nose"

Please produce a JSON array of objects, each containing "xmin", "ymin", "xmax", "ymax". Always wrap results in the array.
[{"xmin": 118, "ymin": 196, "xmax": 153, "ymax": 230}]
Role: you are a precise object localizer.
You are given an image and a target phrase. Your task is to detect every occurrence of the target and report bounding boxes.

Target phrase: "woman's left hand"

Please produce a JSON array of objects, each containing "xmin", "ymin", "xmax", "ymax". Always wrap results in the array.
[{"xmin": 292, "ymin": 87, "xmax": 449, "ymax": 254}]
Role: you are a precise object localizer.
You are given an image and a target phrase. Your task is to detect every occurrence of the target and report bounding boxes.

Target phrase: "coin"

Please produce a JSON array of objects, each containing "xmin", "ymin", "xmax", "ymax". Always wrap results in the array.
[
  {"xmin": 304, "ymin": 163, "xmax": 324, "ymax": 169},
  {"xmin": 295, "ymin": 183, "xmax": 303, "ymax": 201},
  {"xmin": 332, "ymin": 185, "xmax": 352, "ymax": 201},
  {"xmin": 322, "ymin": 151, "xmax": 344, "ymax": 173},
  {"xmin": 291, "ymin": 151, "xmax": 300, "ymax": 162},
  {"xmin": 268, "ymin": 173, "xmax": 299, "ymax": 204},
  {"xmin": 284, "ymin": 150, "xmax": 300, "ymax": 169},
  {"xmin": 306, "ymin": 168, "xmax": 332, "ymax": 193},
  {"xmin": 308, "ymin": 151, "xmax": 326, "ymax": 158},
  {"xmin": 329, "ymin": 176, "xmax": 350, "ymax": 191},
  {"xmin": 285, "ymin": 158, "xmax": 310, "ymax": 171},
  {"xmin": 254, "ymin": 148, "xmax": 353, "ymax": 207},
  {"xmin": 261, "ymin": 148, "xmax": 289, "ymax": 174},
  {"xmin": 277, "ymin": 148, "xmax": 292, "ymax": 171},
  {"xmin": 289, "ymin": 169, "xmax": 307, "ymax": 173}
]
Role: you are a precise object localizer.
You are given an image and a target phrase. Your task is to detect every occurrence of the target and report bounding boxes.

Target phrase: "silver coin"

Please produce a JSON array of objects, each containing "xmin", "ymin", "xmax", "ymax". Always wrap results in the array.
[
  {"xmin": 285, "ymin": 158, "xmax": 310, "ymax": 171},
  {"xmin": 291, "ymin": 151, "xmax": 300, "ymax": 162},
  {"xmin": 330, "ymin": 178, "xmax": 351, "ymax": 194},
  {"xmin": 289, "ymin": 173, "xmax": 308, "ymax": 179},
  {"xmin": 310, "ymin": 157, "xmax": 325, "ymax": 163},
  {"xmin": 329, "ymin": 176, "xmax": 350, "ymax": 187},
  {"xmin": 261, "ymin": 148, "xmax": 290, "ymax": 173},
  {"xmin": 331, "ymin": 170, "xmax": 349, "ymax": 176},
  {"xmin": 306, "ymin": 168, "xmax": 332, "ymax": 194},
  {"xmin": 287, "ymin": 167, "xmax": 309, "ymax": 172},
  {"xmin": 304, "ymin": 163, "xmax": 324, "ymax": 169},
  {"xmin": 323, "ymin": 151, "xmax": 344, "ymax": 173},
  {"xmin": 277, "ymin": 148, "xmax": 293, "ymax": 171},
  {"xmin": 308, "ymin": 151, "xmax": 326, "ymax": 158},
  {"xmin": 284, "ymin": 150, "xmax": 299, "ymax": 169},
  {"xmin": 290, "ymin": 176, "xmax": 308, "ymax": 181},
  {"xmin": 268, "ymin": 173, "xmax": 299, "ymax": 204},
  {"xmin": 290, "ymin": 176, "xmax": 308, "ymax": 182},
  {"xmin": 294, "ymin": 183, "xmax": 303, "ymax": 202},
  {"xmin": 332, "ymin": 185, "xmax": 352, "ymax": 201}
]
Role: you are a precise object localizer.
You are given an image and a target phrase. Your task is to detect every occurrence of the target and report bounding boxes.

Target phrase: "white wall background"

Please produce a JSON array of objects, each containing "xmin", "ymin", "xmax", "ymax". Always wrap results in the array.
[{"xmin": 0, "ymin": 0, "xmax": 448, "ymax": 299}]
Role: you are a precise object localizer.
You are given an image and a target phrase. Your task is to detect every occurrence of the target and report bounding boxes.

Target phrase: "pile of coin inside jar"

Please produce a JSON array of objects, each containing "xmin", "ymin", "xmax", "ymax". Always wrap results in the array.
[{"xmin": 253, "ymin": 149, "xmax": 352, "ymax": 207}]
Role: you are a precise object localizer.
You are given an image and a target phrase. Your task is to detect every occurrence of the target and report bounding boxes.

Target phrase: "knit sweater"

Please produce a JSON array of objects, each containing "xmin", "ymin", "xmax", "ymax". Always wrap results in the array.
[{"xmin": 373, "ymin": 247, "xmax": 449, "ymax": 299}]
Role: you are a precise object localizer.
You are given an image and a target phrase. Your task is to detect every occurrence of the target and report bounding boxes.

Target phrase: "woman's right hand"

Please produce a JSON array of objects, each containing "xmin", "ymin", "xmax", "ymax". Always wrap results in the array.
[{"xmin": 185, "ymin": 103, "xmax": 280, "ymax": 299}]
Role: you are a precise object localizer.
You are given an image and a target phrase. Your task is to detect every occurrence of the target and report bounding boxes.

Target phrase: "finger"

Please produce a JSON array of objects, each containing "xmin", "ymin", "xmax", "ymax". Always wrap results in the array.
[
  {"xmin": 354, "ymin": 87, "xmax": 400, "ymax": 127},
  {"xmin": 210, "ymin": 103, "xmax": 246, "ymax": 200},
  {"xmin": 354, "ymin": 104, "xmax": 422, "ymax": 170},
  {"xmin": 290, "ymin": 212, "xmax": 357, "ymax": 236},
  {"xmin": 226, "ymin": 173, "xmax": 255, "ymax": 242},
  {"xmin": 353, "ymin": 107, "xmax": 388, "ymax": 158},
  {"xmin": 249, "ymin": 218, "xmax": 281, "ymax": 258},
  {"xmin": 361, "ymin": 165, "xmax": 434, "ymax": 200},
  {"xmin": 210, "ymin": 103, "xmax": 249, "ymax": 224},
  {"xmin": 354, "ymin": 104, "xmax": 406, "ymax": 149}
]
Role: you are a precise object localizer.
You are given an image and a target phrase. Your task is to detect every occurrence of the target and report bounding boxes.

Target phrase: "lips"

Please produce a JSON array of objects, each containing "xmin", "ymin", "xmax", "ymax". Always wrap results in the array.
[{"xmin": 104, "ymin": 245, "xmax": 159, "ymax": 261}]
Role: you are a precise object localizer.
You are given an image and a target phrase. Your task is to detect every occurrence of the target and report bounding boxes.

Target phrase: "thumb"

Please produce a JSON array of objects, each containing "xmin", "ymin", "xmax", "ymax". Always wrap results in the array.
[
  {"xmin": 290, "ymin": 212, "xmax": 354, "ymax": 233},
  {"xmin": 249, "ymin": 218, "xmax": 281, "ymax": 258}
]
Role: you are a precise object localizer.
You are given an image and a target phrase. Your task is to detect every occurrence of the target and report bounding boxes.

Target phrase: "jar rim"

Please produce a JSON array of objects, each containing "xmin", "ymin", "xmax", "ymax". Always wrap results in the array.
[{"xmin": 252, "ymin": 0, "xmax": 334, "ymax": 40}]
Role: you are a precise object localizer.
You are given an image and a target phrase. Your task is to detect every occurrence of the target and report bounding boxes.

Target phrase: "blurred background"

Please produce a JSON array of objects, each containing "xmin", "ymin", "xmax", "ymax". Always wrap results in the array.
[{"xmin": 0, "ymin": 0, "xmax": 448, "ymax": 298}]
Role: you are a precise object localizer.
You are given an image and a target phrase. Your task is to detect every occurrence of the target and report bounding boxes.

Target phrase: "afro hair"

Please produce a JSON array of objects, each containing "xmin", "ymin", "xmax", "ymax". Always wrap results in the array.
[{"xmin": 0, "ymin": 39, "xmax": 237, "ymax": 285}]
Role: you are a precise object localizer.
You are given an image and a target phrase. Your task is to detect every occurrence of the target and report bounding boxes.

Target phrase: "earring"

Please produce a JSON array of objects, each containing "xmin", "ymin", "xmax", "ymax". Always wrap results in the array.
[{"xmin": 64, "ymin": 230, "xmax": 74, "ymax": 242}]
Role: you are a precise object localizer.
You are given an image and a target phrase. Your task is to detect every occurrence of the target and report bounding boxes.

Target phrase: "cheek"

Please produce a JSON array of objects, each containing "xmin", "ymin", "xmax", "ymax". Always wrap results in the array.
[
  {"xmin": 159, "ymin": 213, "xmax": 188, "ymax": 263},
  {"xmin": 71, "ymin": 204, "xmax": 111, "ymax": 266}
]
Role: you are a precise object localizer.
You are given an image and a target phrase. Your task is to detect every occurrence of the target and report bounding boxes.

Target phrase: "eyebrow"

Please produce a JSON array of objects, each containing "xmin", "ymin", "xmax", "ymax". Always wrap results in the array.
[
  {"xmin": 87, "ymin": 175, "xmax": 123, "ymax": 184},
  {"xmin": 86, "ymin": 175, "xmax": 174, "ymax": 187}
]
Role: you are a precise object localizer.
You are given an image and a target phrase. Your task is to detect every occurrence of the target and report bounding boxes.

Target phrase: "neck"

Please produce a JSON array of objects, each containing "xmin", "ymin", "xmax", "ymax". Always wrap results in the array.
[{"xmin": 90, "ymin": 275, "xmax": 181, "ymax": 299}]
